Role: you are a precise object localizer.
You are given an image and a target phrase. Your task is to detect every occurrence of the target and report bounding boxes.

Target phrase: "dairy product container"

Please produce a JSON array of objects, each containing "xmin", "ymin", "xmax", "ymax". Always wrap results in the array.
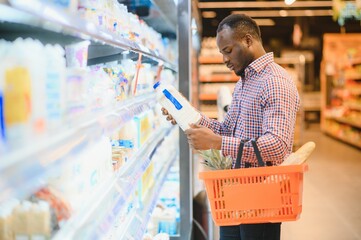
[{"xmin": 153, "ymin": 81, "xmax": 201, "ymax": 131}]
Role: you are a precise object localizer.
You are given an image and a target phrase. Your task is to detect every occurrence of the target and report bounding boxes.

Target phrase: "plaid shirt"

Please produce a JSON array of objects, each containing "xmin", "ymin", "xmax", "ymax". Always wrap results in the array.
[{"xmin": 199, "ymin": 53, "xmax": 300, "ymax": 168}]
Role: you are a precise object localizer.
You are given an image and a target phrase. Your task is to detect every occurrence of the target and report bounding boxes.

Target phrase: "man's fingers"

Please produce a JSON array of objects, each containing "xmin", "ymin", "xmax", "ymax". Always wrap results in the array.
[
  {"xmin": 161, "ymin": 108, "xmax": 168, "ymax": 115},
  {"xmin": 189, "ymin": 123, "xmax": 202, "ymax": 129},
  {"xmin": 171, "ymin": 119, "xmax": 177, "ymax": 125}
]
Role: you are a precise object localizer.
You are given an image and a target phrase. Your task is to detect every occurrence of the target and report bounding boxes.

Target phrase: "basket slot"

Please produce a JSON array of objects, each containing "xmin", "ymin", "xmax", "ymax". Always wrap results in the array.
[{"xmin": 280, "ymin": 174, "xmax": 293, "ymax": 206}]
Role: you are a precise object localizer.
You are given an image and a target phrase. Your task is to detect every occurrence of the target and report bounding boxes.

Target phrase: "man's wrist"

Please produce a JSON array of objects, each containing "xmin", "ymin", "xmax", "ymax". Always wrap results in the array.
[{"xmin": 211, "ymin": 135, "xmax": 222, "ymax": 150}]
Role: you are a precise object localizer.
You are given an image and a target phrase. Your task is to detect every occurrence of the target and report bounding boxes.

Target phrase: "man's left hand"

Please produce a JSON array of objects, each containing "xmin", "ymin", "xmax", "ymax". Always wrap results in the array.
[{"xmin": 185, "ymin": 124, "xmax": 222, "ymax": 150}]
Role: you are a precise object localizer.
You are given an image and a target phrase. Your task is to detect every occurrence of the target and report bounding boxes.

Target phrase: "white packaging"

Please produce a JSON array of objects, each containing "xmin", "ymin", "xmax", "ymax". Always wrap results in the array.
[{"xmin": 153, "ymin": 81, "xmax": 201, "ymax": 131}]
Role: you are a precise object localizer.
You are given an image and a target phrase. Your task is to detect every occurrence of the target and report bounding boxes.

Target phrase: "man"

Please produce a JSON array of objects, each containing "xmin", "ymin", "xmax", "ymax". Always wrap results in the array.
[{"xmin": 164, "ymin": 14, "xmax": 300, "ymax": 240}]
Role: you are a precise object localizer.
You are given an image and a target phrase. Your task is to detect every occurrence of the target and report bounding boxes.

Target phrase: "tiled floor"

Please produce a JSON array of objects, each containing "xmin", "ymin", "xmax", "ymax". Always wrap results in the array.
[{"xmin": 281, "ymin": 126, "xmax": 361, "ymax": 240}]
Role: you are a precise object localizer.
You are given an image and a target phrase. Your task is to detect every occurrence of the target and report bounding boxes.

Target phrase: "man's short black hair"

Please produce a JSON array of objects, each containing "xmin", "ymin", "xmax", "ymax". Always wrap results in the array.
[{"xmin": 217, "ymin": 14, "xmax": 262, "ymax": 42}]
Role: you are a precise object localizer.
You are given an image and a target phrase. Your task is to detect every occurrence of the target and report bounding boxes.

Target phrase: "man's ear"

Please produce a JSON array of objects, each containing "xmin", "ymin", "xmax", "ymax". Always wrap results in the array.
[{"xmin": 245, "ymin": 34, "xmax": 253, "ymax": 47}]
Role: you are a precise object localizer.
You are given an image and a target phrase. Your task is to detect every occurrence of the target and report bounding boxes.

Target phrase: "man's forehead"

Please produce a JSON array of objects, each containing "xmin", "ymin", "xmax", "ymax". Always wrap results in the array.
[{"xmin": 216, "ymin": 27, "xmax": 233, "ymax": 45}]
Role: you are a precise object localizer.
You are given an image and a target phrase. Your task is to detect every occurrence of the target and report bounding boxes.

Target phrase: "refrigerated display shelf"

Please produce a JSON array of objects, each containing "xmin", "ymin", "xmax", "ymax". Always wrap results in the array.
[
  {"xmin": 0, "ymin": 93, "xmax": 157, "ymax": 203},
  {"xmin": 0, "ymin": 1, "xmax": 177, "ymax": 71},
  {"xmin": 52, "ymin": 125, "xmax": 176, "ymax": 240},
  {"xmin": 115, "ymin": 152, "xmax": 178, "ymax": 240}
]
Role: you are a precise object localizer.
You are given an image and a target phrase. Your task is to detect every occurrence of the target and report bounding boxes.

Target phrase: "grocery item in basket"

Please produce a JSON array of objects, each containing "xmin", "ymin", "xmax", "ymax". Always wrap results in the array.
[
  {"xmin": 282, "ymin": 141, "xmax": 316, "ymax": 166},
  {"xmin": 199, "ymin": 149, "xmax": 233, "ymax": 170}
]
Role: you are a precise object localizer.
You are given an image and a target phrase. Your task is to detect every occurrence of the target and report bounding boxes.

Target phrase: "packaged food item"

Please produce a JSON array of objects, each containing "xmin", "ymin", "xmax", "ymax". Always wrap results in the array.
[
  {"xmin": 44, "ymin": 44, "xmax": 66, "ymax": 130},
  {"xmin": 40, "ymin": 0, "xmax": 78, "ymax": 12},
  {"xmin": 153, "ymin": 81, "xmax": 201, "ymax": 131},
  {"xmin": 65, "ymin": 41, "xmax": 90, "ymax": 68}
]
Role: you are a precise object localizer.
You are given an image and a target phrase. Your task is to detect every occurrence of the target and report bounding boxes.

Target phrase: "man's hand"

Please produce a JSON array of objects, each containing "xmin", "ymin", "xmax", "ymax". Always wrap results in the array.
[
  {"xmin": 185, "ymin": 124, "xmax": 222, "ymax": 150},
  {"xmin": 161, "ymin": 107, "xmax": 177, "ymax": 125}
]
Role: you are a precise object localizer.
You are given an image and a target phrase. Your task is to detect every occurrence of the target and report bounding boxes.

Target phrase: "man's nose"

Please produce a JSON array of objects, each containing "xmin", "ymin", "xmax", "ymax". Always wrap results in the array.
[{"xmin": 223, "ymin": 55, "xmax": 230, "ymax": 64}]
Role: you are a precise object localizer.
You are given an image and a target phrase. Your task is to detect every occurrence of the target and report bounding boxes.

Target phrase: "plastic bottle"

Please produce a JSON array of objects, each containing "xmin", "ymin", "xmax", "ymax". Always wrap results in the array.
[
  {"xmin": 44, "ymin": 44, "xmax": 66, "ymax": 131},
  {"xmin": 23, "ymin": 38, "xmax": 47, "ymax": 136},
  {"xmin": 153, "ymin": 81, "xmax": 201, "ymax": 131},
  {"xmin": 3, "ymin": 39, "xmax": 33, "ymax": 145},
  {"xmin": 0, "ymin": 208, "xmax": 12, "ymax": 240}
]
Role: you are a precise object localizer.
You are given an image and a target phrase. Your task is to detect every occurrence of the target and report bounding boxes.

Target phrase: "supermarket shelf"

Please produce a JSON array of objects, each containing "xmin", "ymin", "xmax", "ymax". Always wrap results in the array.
[
  {"xmin": 53, "ymin": 126, "xmax": 176, "ymax": 240},
  {"xmin": 0, "ymin": 1, "xmax": 177, "ymax": 71},
  {"xmin": 327, "ymin": 116, "xmax": 361, "ymax": 129},
  {"xmin": 344, "ymin": 103, "xmax": 361, "ymax": 111},
  {"xmin": 346, "ymin": 88, "xmax": 361, "ymax": 95},
  {"xmin": 199, "ymin": 93, "xmax": 217, "ymax": 101},
  {"xmin": 324, "ymin": 128, "xmax": 361, "ymax": 149},
  {"xmin": 199, "ymin": 74, "xmax": 239, "ymax": 82},
  {"xmin": 198, "ymin": 55, "xmax": 223, "ymax": 64},
  {"xmin": 142, "ymin": 0, "xmax": 177, "ymax": 36},
  {"xmin": 345, "ymin": 72, "xmax": 361, "ymax": 80},
  {"xmin": 350, "ymin": 57, "xmax": 361, "ymax": 66},
  {"xmin": 202, "ymin": 111, "xmax": 219, "ymax": 119},
  {"xmin": 0, "ymin": 93, "xmax": 157, "ymax": 203},
  {"xmin": 115, "ymin": 152, "xmax": 178, "ymax": 239}
]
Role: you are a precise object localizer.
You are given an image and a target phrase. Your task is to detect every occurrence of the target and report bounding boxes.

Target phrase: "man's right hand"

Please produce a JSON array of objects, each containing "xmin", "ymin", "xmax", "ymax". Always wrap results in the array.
[{"xmin": 161, "ymin": 107, "xmax": 177, "ymax": 125}]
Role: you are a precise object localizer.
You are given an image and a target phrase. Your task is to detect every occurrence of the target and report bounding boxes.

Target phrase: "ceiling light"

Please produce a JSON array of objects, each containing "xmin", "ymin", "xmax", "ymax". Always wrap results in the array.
[
  {"xmin": 198, "ymin": 1, "xmax": 332, "ymax": 9},
  {"xmin": 202, "ymin": 11, "xmax": 217, "ymax": 18},
  {"xmin": 231, "ymin": 9, "xmax": 333, "ymax": 17},
  {"xmin": 285, "ymin": 0, "xmax": 296, "ymax": 5}
]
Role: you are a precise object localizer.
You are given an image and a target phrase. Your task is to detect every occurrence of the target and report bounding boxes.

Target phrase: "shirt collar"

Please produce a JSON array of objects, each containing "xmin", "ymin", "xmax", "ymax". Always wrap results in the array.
[{"xmin": 242, "ymin": 52, "xmax": 274, "ymax": 80}]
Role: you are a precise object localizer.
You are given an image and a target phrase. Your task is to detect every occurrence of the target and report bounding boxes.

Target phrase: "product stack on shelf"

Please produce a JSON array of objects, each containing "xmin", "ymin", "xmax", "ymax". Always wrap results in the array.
[
  {"xmin": 321, "ymin": 33, "xmax": 361, "ymax": 148},
  {"xmin": 198, "ymin": 37, "xmax": 238, "ymax": 119},
  {"xmin": 0, "ymin": 0, "xmax": 181, "ymax": 239}
]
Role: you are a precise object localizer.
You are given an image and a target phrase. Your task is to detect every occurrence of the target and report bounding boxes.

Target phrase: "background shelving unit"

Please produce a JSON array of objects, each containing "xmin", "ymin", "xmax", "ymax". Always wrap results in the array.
[
  {"xmin": 0, "ymin": 0, "xmax": 194, "ymax": 239},
  {"xmin": 321, "ymin": 33, "xmax": 361, "ymax": 149},
  {"xmin": 198, "ymin": 38, "xmax": 238, "ymax": 119}
]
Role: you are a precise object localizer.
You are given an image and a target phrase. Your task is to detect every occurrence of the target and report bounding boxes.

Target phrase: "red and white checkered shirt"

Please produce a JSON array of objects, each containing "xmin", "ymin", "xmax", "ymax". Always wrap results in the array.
[{"xmin": 199, "ymin": 52, "xmax": 300, "ymax": 168}]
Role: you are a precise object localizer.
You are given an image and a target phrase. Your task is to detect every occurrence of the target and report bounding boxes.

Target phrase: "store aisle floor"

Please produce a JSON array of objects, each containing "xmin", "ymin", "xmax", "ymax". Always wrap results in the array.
[{"xmin": 282, "ymin": 125, "xmax": 361, "ymax": 240}]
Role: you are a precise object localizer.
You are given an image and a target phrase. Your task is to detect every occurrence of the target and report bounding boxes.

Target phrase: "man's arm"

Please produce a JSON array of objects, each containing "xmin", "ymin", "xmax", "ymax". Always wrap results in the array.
[{"xmin": 221, "ymin": 76, "xmax": 300, "ymax": 166}]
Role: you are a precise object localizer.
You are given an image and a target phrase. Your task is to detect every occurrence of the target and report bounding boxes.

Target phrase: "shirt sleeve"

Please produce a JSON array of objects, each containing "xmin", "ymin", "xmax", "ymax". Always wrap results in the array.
[
  {"xmin": 198, "ymin": 108, "xmax": 236, "ymax": 137},
  {"xmin": 221, "ymin": 75, "xmax": 300, "ymax": 167}
]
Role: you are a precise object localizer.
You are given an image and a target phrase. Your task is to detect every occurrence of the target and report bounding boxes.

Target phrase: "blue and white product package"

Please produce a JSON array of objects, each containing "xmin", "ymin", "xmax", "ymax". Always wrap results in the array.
[{"xmin": 153, "ymin": 81, "xmax": 201, "ymax": 131}]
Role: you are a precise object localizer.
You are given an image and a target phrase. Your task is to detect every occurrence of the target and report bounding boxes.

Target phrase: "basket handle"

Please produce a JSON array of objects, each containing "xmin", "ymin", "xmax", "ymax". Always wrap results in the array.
[{"xmin": 235, "ymin": 139, "xmax": 265, "ymax": 169}]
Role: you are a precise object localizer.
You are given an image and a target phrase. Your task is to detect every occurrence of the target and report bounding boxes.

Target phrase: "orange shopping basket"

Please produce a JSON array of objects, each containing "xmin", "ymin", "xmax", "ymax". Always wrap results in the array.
[{"xmin": 198, "ymin": 139, "xmax": 309, "ymax": 226}]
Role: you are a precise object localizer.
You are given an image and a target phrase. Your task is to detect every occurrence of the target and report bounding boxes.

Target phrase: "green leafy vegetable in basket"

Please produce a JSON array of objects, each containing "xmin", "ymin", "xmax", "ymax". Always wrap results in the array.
[{"xmin": 199, "ymin": 149, "xmax": 233, "ymax": 170}]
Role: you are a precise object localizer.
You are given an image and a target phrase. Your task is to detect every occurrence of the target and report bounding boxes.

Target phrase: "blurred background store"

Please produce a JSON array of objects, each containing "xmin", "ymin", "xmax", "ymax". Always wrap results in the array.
[{"xmin": 0, "ymin": 0, "xmax": 360, "ymax": 240}]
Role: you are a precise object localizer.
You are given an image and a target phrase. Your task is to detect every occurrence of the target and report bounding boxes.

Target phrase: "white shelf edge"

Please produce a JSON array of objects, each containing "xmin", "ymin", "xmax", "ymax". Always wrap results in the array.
[
  {"xmin": 0, "ymin": 1, "xmax": 177, "ymax": 71},
  {"xmin": 115, "ymin": 152, "xmax": 178, "ymax": 239},
  {"xmin": 0, "ymin": 93, "xmax": 156, "ymax": 203},
  {"xmin": 52, "ymin": 126, "xmax": 175, "ymax": 240}
]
